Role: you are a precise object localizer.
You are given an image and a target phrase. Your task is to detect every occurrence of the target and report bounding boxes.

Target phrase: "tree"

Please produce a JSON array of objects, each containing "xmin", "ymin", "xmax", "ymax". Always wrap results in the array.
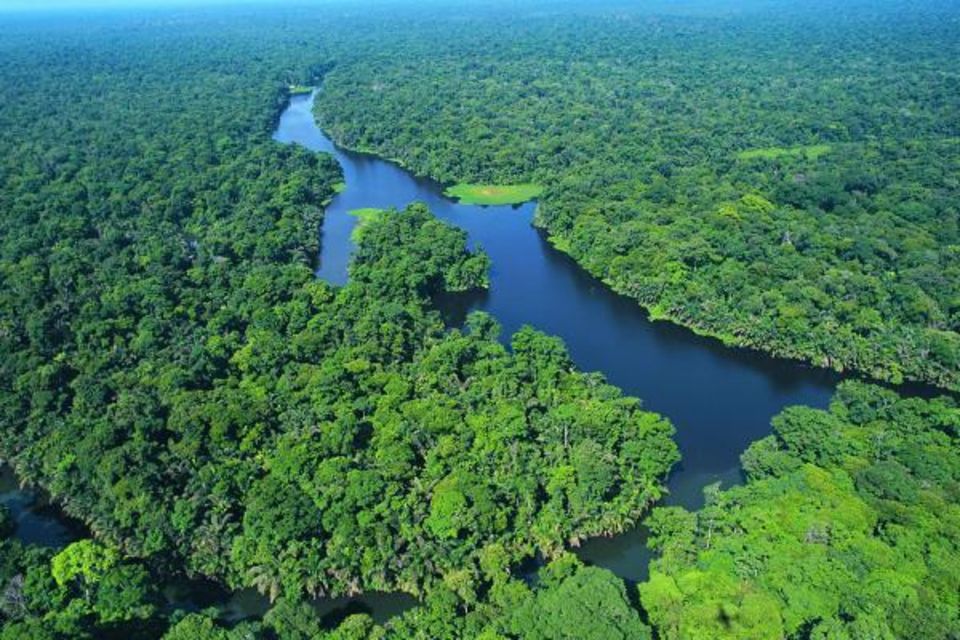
[{"xmin": 50, "ymin": 541, "xmax": 119, "ymax": 600}]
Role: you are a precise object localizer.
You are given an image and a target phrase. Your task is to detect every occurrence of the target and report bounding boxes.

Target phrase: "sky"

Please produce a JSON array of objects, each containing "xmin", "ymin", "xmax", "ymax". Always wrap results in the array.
[{"xmin": 0, "ymin": 0, "xmax": 279, "ymax": 11}]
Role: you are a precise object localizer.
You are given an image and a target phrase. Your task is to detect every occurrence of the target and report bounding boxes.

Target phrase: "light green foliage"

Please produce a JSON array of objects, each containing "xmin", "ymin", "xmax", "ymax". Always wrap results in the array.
[
  {"xmin": 443, "ymin": 183, "xmax": 543, "ymax": 205},
  {"xmin": 50, "ymin": 541, "xmax": 119, "ymax": 588},
  {"xmin": 327, "ymin": 614, "xmax": 382, "ymax": 640},
  {"xmin": 736, "ymin": 144, "xmax": 832, "ymax": 161},
  {"xmin": 163, "ymin": 615, "xmax": 230, "ymax": 640},
  {"xmin": 427, "ymin": 475, "xmax": 470, "ymax": 539},
  {"xmin": 639, "ymin": 382, "xmax": 960, "ymax": 639},
  {"xmin": 348, "ymin": 208, "xmax": 386, "ymax": 241}
]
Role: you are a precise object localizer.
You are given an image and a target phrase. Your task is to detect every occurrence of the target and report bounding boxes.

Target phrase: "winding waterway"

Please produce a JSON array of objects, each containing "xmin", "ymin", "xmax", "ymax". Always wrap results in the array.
[
  {"xmin": 273, "ymin": 91, "xmax": 843, "ymax": 583},
  {"xmin": 0, "ymin": 90, "xmax": 865, "ymax": 626}
]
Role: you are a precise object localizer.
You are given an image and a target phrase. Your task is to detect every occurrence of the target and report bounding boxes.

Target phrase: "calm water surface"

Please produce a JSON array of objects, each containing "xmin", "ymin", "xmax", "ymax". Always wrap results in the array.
[
  {"xmin": 274, "ymin": 92, "xmax": 841, "ymax": 583},
  {"xmin": 0, "ymin": 464, "xmax": 85, "ymax": 547}
]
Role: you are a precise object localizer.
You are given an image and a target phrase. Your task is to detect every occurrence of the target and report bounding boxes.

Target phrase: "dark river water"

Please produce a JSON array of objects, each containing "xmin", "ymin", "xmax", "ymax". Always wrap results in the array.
[
  {"xmin": 0, "ymin": 464, "xmax": 86, "ymax": 547},
  {"xmin": 273, "ymin": 91, "xmax": 843, "ymax": 584},
  {"xmin": 0, "ymin": 90, "xmax": 849, "ymax": 626}
]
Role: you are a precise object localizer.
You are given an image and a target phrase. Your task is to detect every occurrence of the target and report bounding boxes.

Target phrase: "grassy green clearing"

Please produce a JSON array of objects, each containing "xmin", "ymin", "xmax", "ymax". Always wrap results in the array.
[
  {"xmin": 736, "ymin": 143, "xmax": 832, "ymax": 161},
  {"xmin": 288, "ymin": 84, "xmax": 313, "ymax": 95},
  {"xmin": 348, "ymin": 207, "xmax": 387, "ymax": 241},
  {"xmin": 444, "ymin": 182, "xmax": 543, "ymax": 205}
]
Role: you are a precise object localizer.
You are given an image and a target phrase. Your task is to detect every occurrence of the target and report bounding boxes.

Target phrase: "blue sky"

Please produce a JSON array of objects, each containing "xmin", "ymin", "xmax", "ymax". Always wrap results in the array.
[{"xmin": 0, "ymin": 0, "xmax": 278, "ymax": 11}]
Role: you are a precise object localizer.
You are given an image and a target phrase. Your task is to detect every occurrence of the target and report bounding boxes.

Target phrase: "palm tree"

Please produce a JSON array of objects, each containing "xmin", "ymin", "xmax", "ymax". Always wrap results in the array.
[{"xmin": 247, "ymin": 562, "xmax": 282, "ymax": 603}]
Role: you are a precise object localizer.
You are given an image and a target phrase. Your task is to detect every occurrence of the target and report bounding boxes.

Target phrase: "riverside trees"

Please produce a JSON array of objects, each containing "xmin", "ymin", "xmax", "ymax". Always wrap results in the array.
[
  {"xmin": 313, "ymin": 1, "xmax": 960, "ymax": 391},
  {"xmin": 1, "ymin": 4, "xmax": 957, "ymax": 639}
]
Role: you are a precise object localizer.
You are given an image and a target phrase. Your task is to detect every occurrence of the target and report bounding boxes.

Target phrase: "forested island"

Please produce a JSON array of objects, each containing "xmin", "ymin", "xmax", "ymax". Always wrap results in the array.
[{"xmin": 0, "ymin": 1, "xmax": 957, "ymax": 639}]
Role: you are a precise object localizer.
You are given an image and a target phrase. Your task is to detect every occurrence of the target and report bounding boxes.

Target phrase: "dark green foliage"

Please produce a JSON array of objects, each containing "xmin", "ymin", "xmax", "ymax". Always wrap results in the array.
[
  {"xmin": 350, "ymin": 204, "xmax": 491, "ymax": 296},
  {"xmin": 314, "ymin": 2, "xmax": 960, "ymax": 391},
  {"xmin": 507, "ymin": 558, "xmax": 649, "ymax": 640},
  {"xmin": 770, "ymin": 407, "xmax": 847, "ymax": 466},
  {"xmin": 0, "ymin": 531, "xmax": 162, "ymax": 638},
  {"xmin": 639, "ymin": 382, "xmax": 960, "ymax": 639}
]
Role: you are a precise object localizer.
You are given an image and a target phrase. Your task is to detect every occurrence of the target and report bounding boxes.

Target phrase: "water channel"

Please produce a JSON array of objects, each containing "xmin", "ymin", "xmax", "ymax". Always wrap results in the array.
[{"xmin": 0, "ymin": 90, "xmax": 864, "ymax": 625}]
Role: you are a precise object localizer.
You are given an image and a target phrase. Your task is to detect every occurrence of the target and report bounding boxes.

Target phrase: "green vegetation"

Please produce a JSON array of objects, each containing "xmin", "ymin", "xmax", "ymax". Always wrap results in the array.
[
  {"xmin": 289, "ymin": 85, "xmax": 313, "ymax": 96},
  {"xmin": 1, "ymin": 3, "xmax": 958, "ymax": 639},
  {"xmin": 443, "ymin": 183, "xmax": 543, "ymax": 205},
  {"xmin": 639, "ymin": 381, "xmax": 960, "ymax": 639},
  {"xmin": 736, "ymin": 144, "xmax": 832, "ymax": 161},
  {"xmin": 0, "ymin": 9, "xmax": 678, "ymax": 637},
  {"xmin": 174, "ymin": 553, "xmax": 651, "ymax": 639},
  {"xmin": 0, "ymin": 525, "xmax": 164, "ymax": 639},
  {"xmin": 158, "ymin": 382, "xmax": 960, "ymax": 640},
  {"xmin": 315, "ymin": 1, "xmax": 960, "ymax": 391},
  {"xmin": 348, "ymin": 208, "xmax": 387, "ymax": 240}
]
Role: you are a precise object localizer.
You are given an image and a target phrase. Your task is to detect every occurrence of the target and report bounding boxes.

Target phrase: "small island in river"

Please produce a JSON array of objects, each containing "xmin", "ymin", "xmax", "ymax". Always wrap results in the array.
[{"xmin": 443, "ymin": 183, "xmax": 543, "ymax": 205}]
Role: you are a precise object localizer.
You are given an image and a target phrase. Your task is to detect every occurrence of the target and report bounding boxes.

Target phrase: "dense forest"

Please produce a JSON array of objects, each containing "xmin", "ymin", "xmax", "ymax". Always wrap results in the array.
[
  {"xmin": 164, "ymin": 552, "xmax": 654, "ymax": 639},
  {"xmin": 0, "ymin": 526, "xmax": 163, "ymax": 638},
  {"xmin": 0, "ymin": 2, "xmax": 958, "ymax": 638},
  {"xmin": 314, "ymin": 0, "xmax": 960, "ymax": 391},
  {"xmin": 159, "ymin": 383, "xmax": 959, "ymax": 640},
  {"xmin": 0, "ymin": 7, "xmax": 678, "ymax": 638}
]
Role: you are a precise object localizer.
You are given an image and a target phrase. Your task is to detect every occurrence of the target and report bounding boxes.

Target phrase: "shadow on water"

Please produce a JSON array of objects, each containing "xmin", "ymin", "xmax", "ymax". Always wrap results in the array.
[
  {"xmin": 0, "ymin": 464, "xmax": 86, "ymax": 548},
  {"xmin": 312, "ymin": 591, "xmax": 420, "ymax": 628},
  {"xmin": 437, "ymin": 287, "xmax": 491, "ymax": 327},
  {"xmin": 161, "ymin": 580, "xmax": 418, "ymax": 627}
]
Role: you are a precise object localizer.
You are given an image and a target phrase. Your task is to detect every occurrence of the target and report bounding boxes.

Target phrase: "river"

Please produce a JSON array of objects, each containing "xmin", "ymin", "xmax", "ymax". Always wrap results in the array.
[
  {"xmin": 272, "ymin": 91, "xmax": 845, "ymax": 585},
  {"xmin": 0, "ymin": 90, "xmax": 851, "ymax": 626},
  {"xmin": 0, "ymin": 464, "xmax": 86, "ymax": 547}
]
